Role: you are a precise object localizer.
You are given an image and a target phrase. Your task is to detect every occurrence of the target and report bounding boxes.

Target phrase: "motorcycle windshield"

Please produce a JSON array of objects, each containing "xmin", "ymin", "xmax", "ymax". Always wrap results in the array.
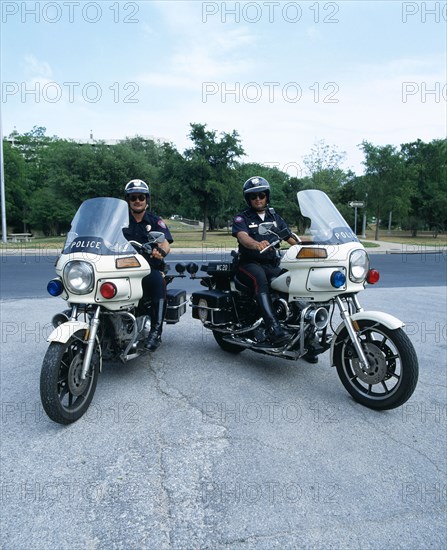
[
  {"xmin": 297, "ymin": 189, "xmax": 359, "ymax": 244},
  {"xmin": 63, "ymin": 197, "xmax": 135, "ymax": 255}
]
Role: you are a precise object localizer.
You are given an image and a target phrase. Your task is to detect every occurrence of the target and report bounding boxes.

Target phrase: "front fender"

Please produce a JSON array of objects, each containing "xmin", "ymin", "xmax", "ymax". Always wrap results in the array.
[
  {"xmin": 47, "ymin": 321, "xmax": 90, "ymax": 344},
  {"xmin": 330, "ymin": 311, "xmax": 404, "ymax": 366}
]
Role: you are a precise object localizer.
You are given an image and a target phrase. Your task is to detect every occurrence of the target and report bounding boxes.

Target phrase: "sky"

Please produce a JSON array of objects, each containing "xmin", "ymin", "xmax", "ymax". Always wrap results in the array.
[{"xmin": 1, "ymin": 0, "xmax": 446, "ymax": 176}]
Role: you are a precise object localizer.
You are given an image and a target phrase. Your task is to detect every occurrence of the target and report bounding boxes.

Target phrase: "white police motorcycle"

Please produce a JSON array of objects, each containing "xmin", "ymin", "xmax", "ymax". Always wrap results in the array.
[
  {"xmin": 190, "ymin": 190, "xmax": 418, "ymax": 410},
  {"xmin": 40, "ymin": 197, "xmax": 187, "ymax": 424}
]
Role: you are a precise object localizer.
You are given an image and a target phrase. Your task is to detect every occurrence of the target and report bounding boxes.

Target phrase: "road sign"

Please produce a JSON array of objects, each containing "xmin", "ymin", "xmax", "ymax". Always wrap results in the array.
[{"xmin": 348, "ymin": 201, "xmax": 364, "ymax": 208}]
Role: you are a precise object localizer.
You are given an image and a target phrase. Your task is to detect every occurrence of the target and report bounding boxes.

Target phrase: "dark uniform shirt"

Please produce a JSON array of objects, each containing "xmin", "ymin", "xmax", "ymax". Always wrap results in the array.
[
  {"xmin": 232, "ymin": 207, "xmax": 292, "ymax": 265},
  {"xmin": 123, "ymin": 210, "xmax": 173, "ymax": 270}
]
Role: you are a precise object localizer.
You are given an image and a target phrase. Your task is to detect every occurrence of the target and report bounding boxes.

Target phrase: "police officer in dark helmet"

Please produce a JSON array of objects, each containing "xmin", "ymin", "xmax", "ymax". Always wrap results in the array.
[
  {"xmin": 232, "ymin": 176, "xmax": 299, "ymax": 346},
  {"xmin": 122, "ymin": 179, "xmax": 173, "ymax": 351}
]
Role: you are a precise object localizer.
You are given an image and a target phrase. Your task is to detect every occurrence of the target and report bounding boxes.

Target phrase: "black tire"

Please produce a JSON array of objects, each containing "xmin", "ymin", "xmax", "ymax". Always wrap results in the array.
[
  {"xmin": 213, "ymin": 330, "xmax": 245, "ymax": 354},
  {"xmin": 40, "ymin": 330, "xmax": 100, "ymax": 424},
  {"xmin": 333, "ymin": 321, "xmax": 418, "ymax": 410}
]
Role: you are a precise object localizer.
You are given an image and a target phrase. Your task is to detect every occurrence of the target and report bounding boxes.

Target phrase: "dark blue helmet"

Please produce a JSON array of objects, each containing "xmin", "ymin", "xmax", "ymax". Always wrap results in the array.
[{"xmin": 243, "ymin": 176, "xmax": 270, "ymax": 205}]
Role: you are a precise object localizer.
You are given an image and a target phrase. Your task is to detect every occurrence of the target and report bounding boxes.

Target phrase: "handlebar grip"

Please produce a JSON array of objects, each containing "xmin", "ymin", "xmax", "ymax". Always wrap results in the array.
[{"xmin": 259, "ymin": 239, "xmax": 280, "ymax": 254}]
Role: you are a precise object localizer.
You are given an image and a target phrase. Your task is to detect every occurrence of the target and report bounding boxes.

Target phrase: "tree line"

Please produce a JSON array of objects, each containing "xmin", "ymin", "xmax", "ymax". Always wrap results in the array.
[{"xmin": 3, "ymin": 124, "xmax": 446, "ymax": 240}]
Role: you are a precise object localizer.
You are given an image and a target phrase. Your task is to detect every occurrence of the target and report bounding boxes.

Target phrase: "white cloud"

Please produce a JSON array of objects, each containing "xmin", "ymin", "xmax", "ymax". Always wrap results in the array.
[
  {"xmin": 137, "ymin": 1, "xmax": 257, "ymax": 89},
  {"xmin": 23, "ymin": 55, "xmax": 52, "ymax": 79}
]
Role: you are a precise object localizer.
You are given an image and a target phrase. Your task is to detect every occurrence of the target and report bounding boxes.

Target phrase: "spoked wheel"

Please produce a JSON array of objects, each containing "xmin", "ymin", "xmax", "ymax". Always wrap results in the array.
[
  {"xmin": 213, "ymin": 330, "xmax": 245, "ymax": 354},
  {"xmin": 333, "ymin": 320, "xmax": 418, "ymax": 410},
  {"xmin": 40, "ymin": 330, "xmax": 100, "ymax": 424}
]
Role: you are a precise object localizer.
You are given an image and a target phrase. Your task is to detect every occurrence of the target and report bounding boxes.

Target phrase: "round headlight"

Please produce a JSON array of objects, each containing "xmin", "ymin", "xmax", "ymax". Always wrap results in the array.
[
  {"xmin": 63, "ymin": 261, "xmax": 94, "ymax": 294},
  {"xmin": 349, "ymin": 249, "xmax": 369, "ymax": 283}
]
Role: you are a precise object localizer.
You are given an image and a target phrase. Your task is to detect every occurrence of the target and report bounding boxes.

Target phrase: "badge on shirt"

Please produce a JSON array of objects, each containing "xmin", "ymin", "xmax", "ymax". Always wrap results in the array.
[
  {"xmin": 158, "ymin": 219, "xmax": 167, "ymax": 229},
  {"xmin": 145, "ymin": 225, "xmax": 152, "ymax": 232},
  {"xmin": 234, "ymin": 216, "xmax": 243, "ymax": 223}
]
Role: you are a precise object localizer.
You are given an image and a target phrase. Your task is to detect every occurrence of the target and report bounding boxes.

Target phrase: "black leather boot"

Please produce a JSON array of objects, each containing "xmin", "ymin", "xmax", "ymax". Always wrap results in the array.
[
  {"xmin": 145, "ymin": 299, "xmax": 167, "ymax": 352},
  {"xmin": 257, "ymin": 293, "xmax": 290, "ymax": 346}
]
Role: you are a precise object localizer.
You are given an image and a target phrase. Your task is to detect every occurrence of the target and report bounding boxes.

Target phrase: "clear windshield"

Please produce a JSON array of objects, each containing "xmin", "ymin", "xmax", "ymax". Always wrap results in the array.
[
  {"xmin": 63, "ymin": 197, "xmax": 134, "ymax": 255},
  {"xmin": 297, "ymin": 189, "xmax": 359, "ymax": 245}
]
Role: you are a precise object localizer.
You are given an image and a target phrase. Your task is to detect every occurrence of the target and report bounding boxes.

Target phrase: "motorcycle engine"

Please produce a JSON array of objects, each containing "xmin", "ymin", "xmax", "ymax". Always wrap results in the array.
[{"xmin": 272, "ymin": 296, "xmax": 290, "ymax": 322}]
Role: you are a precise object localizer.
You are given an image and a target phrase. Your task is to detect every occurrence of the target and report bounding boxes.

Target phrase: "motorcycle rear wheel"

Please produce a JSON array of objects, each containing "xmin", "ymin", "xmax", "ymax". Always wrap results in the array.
[
  {"xmin": 213, "ymin": 330, "xmax": 245, "ymax": 354},
  {"xmin": 40, "ymin": 330, "xmax": 100, "ymax": 424},
  {"xmin": 333, "ymin": 321, "xmax": 418, "ymax": 410}
]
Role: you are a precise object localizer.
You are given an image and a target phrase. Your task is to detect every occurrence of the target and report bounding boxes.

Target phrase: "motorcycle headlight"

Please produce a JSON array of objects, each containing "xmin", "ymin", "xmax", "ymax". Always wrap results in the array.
[
  {"xmin": 63, "ymin": 261, "xmax": 94, "ymax": 295},
  {"xmin": 349, "ymin": 249, "xmax": 369, "ymax": 283}
]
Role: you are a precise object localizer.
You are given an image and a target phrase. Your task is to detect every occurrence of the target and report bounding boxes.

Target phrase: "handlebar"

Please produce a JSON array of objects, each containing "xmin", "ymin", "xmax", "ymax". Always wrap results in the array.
[
  {"xmin": 128, "ymin": 240, "xmax": 167, "ymax": 257},
  {"xmin": 259, "ymin": 238, "xmax": 281, "ymax": 254}
]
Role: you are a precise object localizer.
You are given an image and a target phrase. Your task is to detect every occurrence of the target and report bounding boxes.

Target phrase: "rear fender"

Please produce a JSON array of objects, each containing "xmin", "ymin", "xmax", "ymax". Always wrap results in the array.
[{"xmin": 330, "ymin": 311, "xmax": 404, "ymax": 366}]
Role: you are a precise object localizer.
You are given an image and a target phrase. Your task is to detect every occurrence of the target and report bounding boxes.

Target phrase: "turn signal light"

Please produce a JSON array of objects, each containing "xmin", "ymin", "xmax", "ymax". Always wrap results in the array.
[
  {"xmin": 100, "ymin": 282, "xmax": 117, "ymax": 299},
  {"xmin": 296, "ymin": 248, "xmax": 328, "ymax": 259},
  {"xmin": 366, "ymin": 269, "xmax": 380, "ymax": 284},
  {"xmin": 115, "ymin": 257, "xmax": 141, "ymax": 269}
]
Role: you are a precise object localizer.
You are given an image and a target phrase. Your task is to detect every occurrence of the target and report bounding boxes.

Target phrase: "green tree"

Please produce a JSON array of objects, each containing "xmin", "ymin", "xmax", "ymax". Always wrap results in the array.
[
  {"xmin": 2, "ymin": 140, "xmax": 27, "ymax": 232},
  {"xmin": 401, "ymin": 139, "xmax": 447, "ymax": 236},
  {"xmin": 360, "ymin": 141, "xmax": 414, "ymax": 240},
  {"xmin": 184, "ymin": 123, "xmax": 245, "ymax": 240},
  {"xmin": 159, "ymin": 142, "xmax": 201, "ymax": 221},
  {"xmin": 27, "ymin": 187, "xmax": 76, "ymax": 236},
  {"xmin": 302, "ymin": 140, "xmax": 351, "ymax": 197},
  {"xmin": 6, "ymin": 127, "xmax": 57, "ymax": 231}
]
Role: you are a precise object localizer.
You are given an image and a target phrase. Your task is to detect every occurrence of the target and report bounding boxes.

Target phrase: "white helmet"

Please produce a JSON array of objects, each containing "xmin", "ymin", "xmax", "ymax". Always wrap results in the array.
[{"xmin": 124, "ymin": 179, "xmax": 150, "ymax": 197}]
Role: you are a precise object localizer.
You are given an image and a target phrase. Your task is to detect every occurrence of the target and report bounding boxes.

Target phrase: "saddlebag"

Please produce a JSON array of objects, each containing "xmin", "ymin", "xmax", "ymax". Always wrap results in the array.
[
  {"xmin": 191, "ymin": 290, "xmax": 233, "ymax": 325},
  {"xmin": 165, "ymin": 288, "xmax": 187, "ymax": 324}
]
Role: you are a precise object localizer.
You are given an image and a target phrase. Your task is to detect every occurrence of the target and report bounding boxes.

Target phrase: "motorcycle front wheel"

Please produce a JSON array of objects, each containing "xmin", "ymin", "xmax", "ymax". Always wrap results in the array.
[
  {"xmin": 40, "ymin": 330, "xmax": 100, "ymax": 424},
  {"xmin": 333, "ymin": 321, "xmax": 418, "ymax": 410}
]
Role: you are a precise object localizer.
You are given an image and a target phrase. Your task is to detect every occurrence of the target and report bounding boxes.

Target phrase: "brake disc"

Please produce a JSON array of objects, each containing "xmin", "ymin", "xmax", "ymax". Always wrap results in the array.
[{"xmin": 350, "ymin": 343, "xmax": 387, "ymax": 384}]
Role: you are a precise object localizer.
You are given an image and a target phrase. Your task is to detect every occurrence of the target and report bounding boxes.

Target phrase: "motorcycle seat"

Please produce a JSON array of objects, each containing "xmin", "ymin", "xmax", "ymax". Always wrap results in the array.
[{"xmin": 233, "ymin": 274, "xmax": 253, "ymax": 294}]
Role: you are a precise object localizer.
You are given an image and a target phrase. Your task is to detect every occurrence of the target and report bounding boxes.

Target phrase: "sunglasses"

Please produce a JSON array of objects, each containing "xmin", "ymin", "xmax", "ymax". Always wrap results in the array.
[
  {"xmin": 129, "ymin": 194, "xmax": 147, "ymax": 202},
  {"xmin": 248, "ymin": 192, "xmax": 266, "ymax": 201}
]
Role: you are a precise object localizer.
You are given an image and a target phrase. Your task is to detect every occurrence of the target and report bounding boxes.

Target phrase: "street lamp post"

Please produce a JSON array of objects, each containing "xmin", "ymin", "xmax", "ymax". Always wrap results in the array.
[
  {"xmin": 348, "ymin": 201, "xmax": 364, "ymax": 236},
  {"xmin": 0, "ymin": 104, "xmax": 7, "ymax": 244}
]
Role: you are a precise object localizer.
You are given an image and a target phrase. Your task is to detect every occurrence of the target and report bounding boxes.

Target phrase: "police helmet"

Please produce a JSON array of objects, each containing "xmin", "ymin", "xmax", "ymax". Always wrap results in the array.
[
  {"xmin": 243, "ymin": 176, "xmax": 270, "ymax": 205},
  {"xmin": 124, "ymin": 179, "xmax": 150, "ymax": 198}
]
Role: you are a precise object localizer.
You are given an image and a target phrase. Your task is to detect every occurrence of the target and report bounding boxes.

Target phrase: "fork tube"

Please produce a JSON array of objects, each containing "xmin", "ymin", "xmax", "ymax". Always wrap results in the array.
[
  {"xmin": 81, "ymin": 306, "xmax": 101, "ymax": 379},
  {"xmin": 335, "ymin": 296, "xmax": 369, "ymax": 368},
  {"xmin": 351, "ymin": 294, "xmax": 364, "ymax": 313}
]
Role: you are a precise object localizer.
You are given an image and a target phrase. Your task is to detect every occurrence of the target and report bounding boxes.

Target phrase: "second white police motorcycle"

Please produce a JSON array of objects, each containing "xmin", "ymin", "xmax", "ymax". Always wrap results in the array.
[{"xmin": 190, "ymin": 190, "xmax": 419, "ymax": 410}]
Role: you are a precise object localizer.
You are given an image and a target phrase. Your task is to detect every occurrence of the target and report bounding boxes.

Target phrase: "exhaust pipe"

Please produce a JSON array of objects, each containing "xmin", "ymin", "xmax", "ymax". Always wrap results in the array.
[{"xmin": 305, "ymin": 307, "xmax": 329, "ymax": 330}]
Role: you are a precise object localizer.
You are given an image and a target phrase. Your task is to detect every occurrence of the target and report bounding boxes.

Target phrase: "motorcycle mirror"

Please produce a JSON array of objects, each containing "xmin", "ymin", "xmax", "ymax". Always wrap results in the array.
[
  {"xmin": 258, "ymin": 222, "xmax": 274, "ymax": 235},
  {"xmin": 175, "ymin": 263, "xmax": 186, "ymax": 274},
  {"xmin": 148, "ymin": 231, "xmax": 165, "ymax": 243}
]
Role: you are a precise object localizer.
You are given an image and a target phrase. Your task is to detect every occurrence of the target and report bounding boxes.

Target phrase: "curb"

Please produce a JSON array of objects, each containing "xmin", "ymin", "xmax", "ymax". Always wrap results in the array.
[
  {"xmin": 1, "ymin": 246, "xmax": 446, "ymax": 257},
  {"xmin": 0, "ymin": 245, "xmax": 447, "ymax": 257}
]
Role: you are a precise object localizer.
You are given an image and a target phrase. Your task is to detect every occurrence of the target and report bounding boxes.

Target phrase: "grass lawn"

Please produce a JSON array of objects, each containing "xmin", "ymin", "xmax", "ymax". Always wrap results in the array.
[{"xmin": 1, "ymin": 228, "xmax": 445, "ymax": 251}]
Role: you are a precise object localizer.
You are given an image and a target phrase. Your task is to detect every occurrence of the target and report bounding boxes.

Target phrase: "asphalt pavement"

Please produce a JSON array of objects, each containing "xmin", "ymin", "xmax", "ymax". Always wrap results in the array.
[{"xmin": 0, "ymin": 244, "xmax": 446, "ymax": 549}]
